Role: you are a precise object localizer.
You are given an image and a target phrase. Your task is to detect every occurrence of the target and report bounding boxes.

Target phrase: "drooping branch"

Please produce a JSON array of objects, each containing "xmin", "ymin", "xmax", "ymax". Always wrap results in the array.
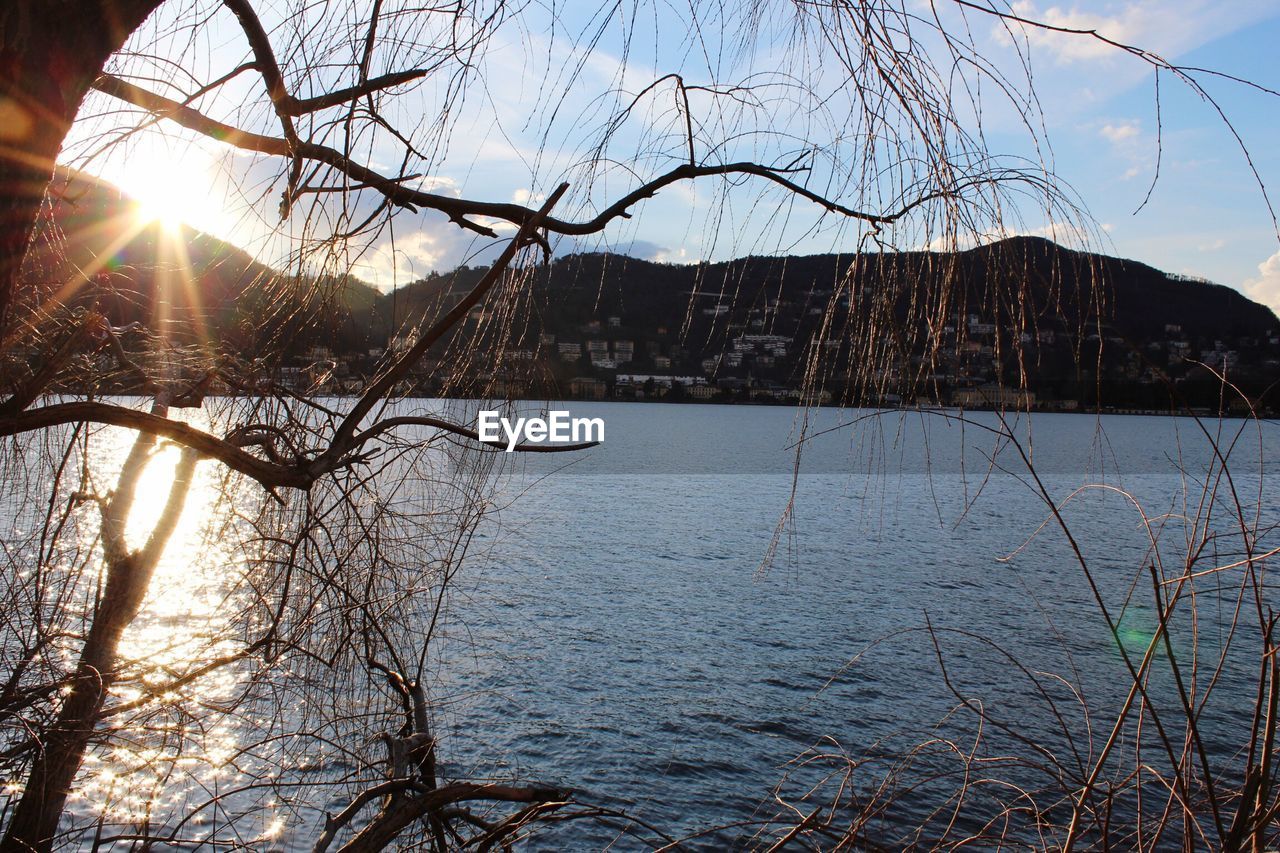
[
  {"xmin": 0, "ymin": 311, "xmax": 106, "ymax": 416},
  {"xmin": 312, "ymin": 779, "xmax": 422, "ymax": 853},
  {"xmin": 219, "ymin": 0, "xmax": 435, "ymax": 117},
  {"xmin": 92, "ymin": 73, "xmax": 294, "ymax": 156}
]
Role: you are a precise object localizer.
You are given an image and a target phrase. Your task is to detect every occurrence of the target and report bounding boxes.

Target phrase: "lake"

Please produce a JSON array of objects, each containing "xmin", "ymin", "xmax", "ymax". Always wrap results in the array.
[
  {"xmin": 13, "ymin": 400, "xmax": 1279, "ymax": 848},
  {"xmin": 407, "ymin": 402, "xmax": 1280, "ymax": 847}
]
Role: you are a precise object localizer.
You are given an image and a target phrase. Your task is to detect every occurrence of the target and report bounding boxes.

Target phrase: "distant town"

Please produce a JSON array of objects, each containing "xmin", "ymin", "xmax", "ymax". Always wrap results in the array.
[
  {"xmin": 282, "ymin": 309, "xmax": 1280, "ymax": 417},
  {"xmin": 28, "ymin": 180, "xmax": 1280, "ymax": 418},
  {"xmin": 258, "ymin": 236, "xmax": 1280, "ymax": 418}
]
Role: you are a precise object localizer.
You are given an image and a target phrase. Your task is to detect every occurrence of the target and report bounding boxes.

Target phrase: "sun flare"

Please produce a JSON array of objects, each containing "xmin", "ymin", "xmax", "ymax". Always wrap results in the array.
[
  {"xmin": 103, "ymin": 137, "xmax": 225, "ymax": 234},
  {"xmin": 128, "ymin": 164, "xmax": 206, "ymax": 232},
  {"xmin": 133, "ymin": 188, "xmax": 191, "ymax": 233}
]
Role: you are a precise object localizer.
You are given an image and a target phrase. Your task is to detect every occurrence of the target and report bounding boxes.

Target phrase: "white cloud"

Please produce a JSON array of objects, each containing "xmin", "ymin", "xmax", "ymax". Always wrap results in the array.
[
  {"xmin": 353, "ymin": 230, "xmax": 445, "ymax": 290},
  {"xmin": 414, "ymin": 175, "xmax": 461, "ymax": 196},
  {"xmin": 512, "ymin": 188, "xmax": 547, "ymax": 206},
  {"xmin": 1099, "ymin": 122, "xmax": 1139, "ymax": 143},
  {"xmin": 1000, "ymin": 1, "xmax": 1277, "ymax": 65},
  {"xmin": 1243, "ymin": 250, "xmax": 1280, "ymax": 314},
  {"xmin": 648, "ymin": 246, "xmax": 695, "ymax": 264},
  {"xmin": 1092, "ymin": 119, "xmax": 1147, "ymax": 180},
  {"xmin": 619, "ymin": 240, "xmax": 677, "ymax": 262},
  {"xmin": 472, "ymin": 216, "xmax": 520, "ymax": 235}
]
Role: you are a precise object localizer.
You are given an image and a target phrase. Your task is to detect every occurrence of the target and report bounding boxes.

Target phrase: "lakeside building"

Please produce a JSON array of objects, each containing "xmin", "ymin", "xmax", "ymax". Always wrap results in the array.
[
  {"xmin": 951, "ymin": 384, "xmax": 1037, "ymax": 408},
  {"xmin": 615, "ymin": 373, "xmax": 706, "ymax": 388},
  {"xmin": 569, "ymin": 377, "xmax": 608, "ymax": 399}
]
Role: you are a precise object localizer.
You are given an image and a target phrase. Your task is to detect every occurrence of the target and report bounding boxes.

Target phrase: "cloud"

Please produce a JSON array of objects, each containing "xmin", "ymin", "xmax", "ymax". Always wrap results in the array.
[
  {"xmin": 999, "ymin": 1, "xmax": 1275, "ymax": 65},
  {"xmin": 352, "ymin": 230, "xmax": 446, "ymax": 290},
  {"xmin": 541, "ymin": 235, "xmax": 678, "ymax": 262},
  {"xmin": 614, "ymin": 239, "xmax": 675, "ymax": 261},
  {"xmin": 648, "ymin": 246, "xmax": 697, "ymax": 264},
  {"xmin": 414, "ymin": 175, "xmax": 461, "ymax": 196},
  {"xmin": 1092, "ymin": 119, "xmax": 1148, "ymax": 180},
  {"xmin": 512, "ymin": 187, "xmax": 547, "ymax": 206},
  {"xmin": 1099, "ymin": 122, "xmax": 1139, "ymax": 143},
  {"xmin": 1243, "ymin": 250, "xmax": 1280, "ymax": 315}
]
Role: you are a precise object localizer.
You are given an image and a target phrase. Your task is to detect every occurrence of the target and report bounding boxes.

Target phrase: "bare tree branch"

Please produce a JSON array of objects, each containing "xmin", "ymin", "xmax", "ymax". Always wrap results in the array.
[{"xmin": 90, "ymin": 73, "xmax": 937, "ymax": 238}]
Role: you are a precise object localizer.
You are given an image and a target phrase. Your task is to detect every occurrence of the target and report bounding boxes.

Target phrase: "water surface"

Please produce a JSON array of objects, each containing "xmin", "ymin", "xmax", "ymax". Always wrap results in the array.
[{"xmin": 417, "ymin": 403, "xmax": 1280, "ymax": 846}]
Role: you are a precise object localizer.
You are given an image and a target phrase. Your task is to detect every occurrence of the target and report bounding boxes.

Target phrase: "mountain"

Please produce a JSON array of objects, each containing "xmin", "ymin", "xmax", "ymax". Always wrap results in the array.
[
  {"xmin": 392, "ymin": 238, "xmax": 1279, "ymax": 411},
  {"xmin": 514, "ymin": 237, "xmax": 1275, "ymax": 346},
  {"xmin": 20, "ymin": 169, "xmax": 387, "ymax": 357},
  {"xmin": 385, "ymin": 236, "xmax": 1277, "ymax": 352},
  {"xmin": 24, "ymin": 171, "xmax": 1280, "ymax": 411}
]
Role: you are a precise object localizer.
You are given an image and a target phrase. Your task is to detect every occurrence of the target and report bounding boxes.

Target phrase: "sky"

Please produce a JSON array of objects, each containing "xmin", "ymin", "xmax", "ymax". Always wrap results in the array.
[{"xmin": 69, "ymin": 0, "xmax": 1280, "ymax": 313}]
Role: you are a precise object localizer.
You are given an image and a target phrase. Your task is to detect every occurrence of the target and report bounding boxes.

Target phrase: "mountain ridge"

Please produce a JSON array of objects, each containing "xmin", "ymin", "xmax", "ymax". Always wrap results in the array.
[{"xmin": 27, "ymin": 170, "xmax": 1280, "ymax": 411}]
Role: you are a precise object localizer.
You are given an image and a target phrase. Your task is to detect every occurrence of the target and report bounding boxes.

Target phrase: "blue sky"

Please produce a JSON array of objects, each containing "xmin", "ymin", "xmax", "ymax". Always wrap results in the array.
[{"xmin": 73, "ymin": 0, "xmax": 1280, "ymax": 311}]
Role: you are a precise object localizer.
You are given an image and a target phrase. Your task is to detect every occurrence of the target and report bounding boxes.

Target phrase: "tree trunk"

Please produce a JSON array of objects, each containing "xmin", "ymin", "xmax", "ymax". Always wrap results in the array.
[{"xmin": 0, "ymin": 0, "xmax": 165, "ymax": 336}]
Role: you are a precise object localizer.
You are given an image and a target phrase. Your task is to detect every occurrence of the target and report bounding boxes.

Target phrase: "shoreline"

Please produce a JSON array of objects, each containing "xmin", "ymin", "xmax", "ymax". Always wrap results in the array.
[{"xmin": 65, "ymin": 391, "xmax": 1267, "ymax": 421}]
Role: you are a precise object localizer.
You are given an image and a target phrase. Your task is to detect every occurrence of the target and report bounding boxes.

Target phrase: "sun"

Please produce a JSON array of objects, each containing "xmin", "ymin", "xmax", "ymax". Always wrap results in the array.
[
  {"xmin": 133, "ymin": 183, "xmax": 192, "ymax": 232},
  {"xmin": 102, "ymin": 135, "xmax": 226, "ymax": 234},
  {"xmin": 128, "ymin": 156, "xmax": 210, "ymax": 232}
]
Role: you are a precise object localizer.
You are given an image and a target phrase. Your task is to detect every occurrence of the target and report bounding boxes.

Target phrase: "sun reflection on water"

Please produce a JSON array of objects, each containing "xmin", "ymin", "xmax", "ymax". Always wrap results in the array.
[{"xmin": 70, "ymin": 409, "xmax": 270, "ymax": 842}]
